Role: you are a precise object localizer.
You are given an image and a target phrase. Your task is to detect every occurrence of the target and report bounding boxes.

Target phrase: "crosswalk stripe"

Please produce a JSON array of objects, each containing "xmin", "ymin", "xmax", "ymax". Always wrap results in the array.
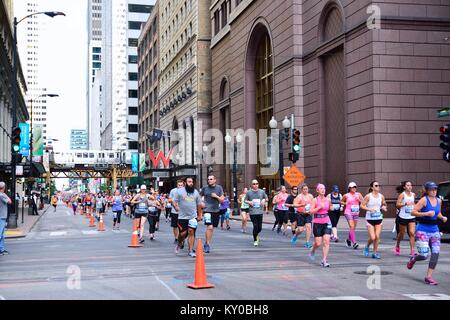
[
  {"xmin": 82, "ymin": 230, "xmax": 99, "ymax": 235},
  {"xmin": 403, "ymin": 294, "xmax": 450, "ymax": 300},
  {"xmin": 317, "ymin": 296, "xmax": 368, "ymax": 300},
  {"xmin": 49, "ymin": 232, "xmax": 67, "ymax": 236}
]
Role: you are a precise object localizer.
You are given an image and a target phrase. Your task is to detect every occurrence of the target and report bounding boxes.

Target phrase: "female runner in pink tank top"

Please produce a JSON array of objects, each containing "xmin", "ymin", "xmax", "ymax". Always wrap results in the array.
[
  {"xmin": 341, "ymin": 182, "xmax": 364, "ymax": 250},
  {"xmin": 309, "ymin": 184, "xmax": 332, "ymax": 267}
]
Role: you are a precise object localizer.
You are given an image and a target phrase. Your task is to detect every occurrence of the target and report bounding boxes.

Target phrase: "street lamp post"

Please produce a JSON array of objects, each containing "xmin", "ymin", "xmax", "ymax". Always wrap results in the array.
[
  {"xmin": 9, "ymin": 11, "xmax": 65, "ymax": 228},
  {"xmin": 269, "ymin": 116, "xmax": 292, "ymax": 187},
  {"xmin": 225, "ymin": 133, "xmax": 243, "ymax": 216}
]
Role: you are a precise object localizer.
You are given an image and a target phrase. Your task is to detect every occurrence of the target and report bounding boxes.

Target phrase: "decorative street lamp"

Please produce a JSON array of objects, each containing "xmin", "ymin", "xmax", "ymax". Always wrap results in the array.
[
  {"xmin": 269, "ymin": 116, "xmax": 292, "ymax": 186},
  {"xmin": 225, "ymin": 132, "xmax": 243, "ymax": 216},
  {"xmin": 9, "ymin": 11, "xmax": 65, "ymax": 228}
]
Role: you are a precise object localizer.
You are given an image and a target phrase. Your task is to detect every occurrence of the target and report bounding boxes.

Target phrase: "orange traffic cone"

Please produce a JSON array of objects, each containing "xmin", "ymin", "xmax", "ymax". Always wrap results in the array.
[
  {"xmin": 98, "ymin": 215, "xmax": 105, "ymax": 232},
  {"xmin": 187, "ymin": 239, "xmax": 215, "ymax": 289},
  {"xmin": 128, "ymin": 219, "xmax": 143, "ymax": 248},
  {"xmin": 89, "ymin": 213, "xmax": 96, "ymax": 227},
  {"xmin": 85, "ymin": 209, "xmax": 90, "ymax": 219}
]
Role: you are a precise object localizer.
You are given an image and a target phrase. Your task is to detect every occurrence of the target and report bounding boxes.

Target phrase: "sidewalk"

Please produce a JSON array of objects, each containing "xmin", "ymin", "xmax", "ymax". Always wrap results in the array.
[
  {"xmin": 230, "ymin": 211, "xmax": 396, "ymax": 231},
  {"xmin": 5, "ymin": 204, "xmax": 51, "ymax": 239}
]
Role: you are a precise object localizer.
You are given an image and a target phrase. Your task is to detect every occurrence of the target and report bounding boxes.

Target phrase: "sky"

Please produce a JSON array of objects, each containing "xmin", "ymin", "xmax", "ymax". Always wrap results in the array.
[
  {"xmin": 15, "ymin": 0, "xmax": 88, "ymax": 151},
  {"xmin": 15, "ymin": 0, "xmax": 88, "ymax": 190}
]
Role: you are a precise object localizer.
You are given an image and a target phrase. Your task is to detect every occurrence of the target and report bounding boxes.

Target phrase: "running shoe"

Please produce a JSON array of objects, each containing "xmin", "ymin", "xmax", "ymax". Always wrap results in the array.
[
  {"xmin": 409, "ymin": 250, "xmax": 417, "ymax": 258},
  {"xmin": 254, "ymin": 241, "xmax": 259, "ymax": 247},
  {"xmin": 0, "ymin": 250, "xmax": 9, "ymax": 255},
  {"xmin": 352, "ymin": 242, "xmax": 359, "ymax": 250},
  {"xmin": 320, "ymin": 260, "xmax": 330, "ymax": 268},
  {"xmin": 346, "ymin": 239, "xmax": 352, "ymax": 248},
  {"xmin": 226, "ymin": 225, "xmax": 231, "ymax": 230},
  {"xmin": 304, "ymin": 241, "xmax": 313, "ymax": 249},
  {"xmin": 308, "ymin": 251, "xmax": 315, "ymax": 261},
  {"xmin": 407, "ymin": 256, "xmax": 416, "ymax": 270},
  {"xmin": 291, "ymin": 235, "xmax": 298, "ymax": 246},
  {"xmin": 363, "ymin": 246, "xmax": 370, "ymax": 257},
  {"xmin": 372, "ymin": 253, "xmax": 381, "ymax": 259},
  {"xmin": 277, "ymin": 228, "xmax": 281, "ymax": 234},
  {"xmin": 139, "ymin": 238, "xmax": 145, "ymax": 244},
  {"xmin": 203, "ymin": 243, "xmax": 211, "ymax": 253},
  {"xmin": 180, "ymin": 240, "xmax": 185, "ymax": 250},
  {"xmin": 394, "ymin": 247, "xmax": 400, "ymax": 256},
  {"xmin": 175, "ymin": 244, "xmax": 180, "ymax": 254},
  {"xmin": 257, "ymin": 235, "xmax": 261, "ymax": 243},
  {"xmin": 334, "ymin": 238, "xmax": 339, "ymax": 243},
  {"xmin": 330, "ymin": 235, "xmax": 336, "ymax": 241},
  {"xmin": 424, "ymin": 277, "xmax": 438, "ymax": 286},
  {"xmin": 150, "ymin": 234, "xmax": 154, "ymax": 241},
  {"xmin": 188, "ymin": 251, "xmax": 196, "ymax": 258}
]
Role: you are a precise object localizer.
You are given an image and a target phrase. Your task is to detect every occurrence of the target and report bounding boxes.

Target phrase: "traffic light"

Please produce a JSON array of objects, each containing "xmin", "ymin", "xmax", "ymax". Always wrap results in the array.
[
  {"xmin": 12, "ymin": 126, "xmax": 21, "ymax": 153},
  {"xmin": 440, "ymin": 124, "xmax": 450, "ymax": 162},
  {"xmin": 290, "ymin": 129, "xmax": 301, "ymax": 162}
]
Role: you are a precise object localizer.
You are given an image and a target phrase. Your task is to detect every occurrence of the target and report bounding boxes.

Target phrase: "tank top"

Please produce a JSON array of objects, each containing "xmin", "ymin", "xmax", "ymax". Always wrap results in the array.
[
  {"xmin": 297, "ymin": 194, "xmax": 312, "ymax": 215},
  {"xmin": 240, "ymin": 194, "xmax": 250, "ymax": 209},
  {"xmin": 313, "ymin": 197, "xmax": 331, "ymax": 224},
  {"xmin": 398, "ymin": 192, "xmax": 415, "ymax": 220},
  {"xmin": 112, "ymin": 196, "xmax": 122, "ymax": 212},
  {"xmin": 330, "ymin": 193, "xmax": 341, "ymax": 212},
  {"xmin": 276, "ymin": 193, "xmax": 289, "ymax": 211},
  {"xmin": 417, "ymin": 196, "xmax": 440, "ymax": 233},
  {"xmin": 365, "ymin": 193, "xmax": 383, "ymax": 220},
  {"xmin": 345, "ymin": 192, "xmax": 361, "ymax": 215},
  {"xmin": 135, "ymin": 194, "xmax": 149, "ymax": 214}
]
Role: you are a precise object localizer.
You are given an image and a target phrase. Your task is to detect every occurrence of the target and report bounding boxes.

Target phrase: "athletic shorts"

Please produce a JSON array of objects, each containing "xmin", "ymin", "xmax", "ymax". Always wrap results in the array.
[
  {"xmin": 85, "ymin": 202, "xmax": 92, "ymax": 207},
  {"xmin": 240, "ymin": 208, "xmax": 249, "ymax": 213},
  {"xmin": 313, "ymin": 223, "xmax": 332, "ymax": 237},
  {"xmin": 204, "ymin": 212, "xmax": 222, "ymax": 228},
  {"xmin": 177, "ymin": 219, "xmax": 197, "ymax": 235},
  {"xmin": 134, "ymin": 212, "xmax": 148, "ymax": 219},
  {"xmin": 289, "ymin": 211, "xmax": 297, "ymax": 224},
  {"xmin": 297, "ymin": 214, "xmax": 312, "ymax": 227},
  {"xmin": 170, "ymin": 213, "xmax": 179, "ymax": 228},
  {"xmin": 278, "ymin": 210, "xmax": 289, "ymax": 224},
  {"xmin": 366, "ymin": 219, "xmax": 383, "ymax": 226},
  {"xmin": 345, "ymin": 213, "xmax": 359, "ymax": 221},
  {"xmin": 398, "ymin": 217, "xmax": 416, "ymax": 226}
]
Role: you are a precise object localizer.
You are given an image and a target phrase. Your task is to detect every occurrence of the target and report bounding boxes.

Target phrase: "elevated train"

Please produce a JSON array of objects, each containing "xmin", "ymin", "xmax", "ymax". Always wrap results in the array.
[{"xmin": 52, "ymin": 150, "xmax": 133, "ymax": 167}]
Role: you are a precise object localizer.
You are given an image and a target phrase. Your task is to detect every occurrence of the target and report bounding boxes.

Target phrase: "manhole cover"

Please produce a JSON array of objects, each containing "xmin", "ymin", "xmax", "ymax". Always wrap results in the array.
[{"xmin": 354, "ymin": 271, "xmax": 393, "ymax": 276}]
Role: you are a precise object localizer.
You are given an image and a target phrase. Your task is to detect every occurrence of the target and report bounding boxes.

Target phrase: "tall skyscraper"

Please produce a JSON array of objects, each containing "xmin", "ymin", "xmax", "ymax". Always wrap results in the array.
[
  {"xmin": 101, "ymin": 0, "xmax": 154, "ymax": 151},
  {"xmin": 87, "ymin": 0, "xmax": 103, "ymax": 149},
  {"xmin": 14, "ymin": 0, "xmax": 50, "ymax": 144}
]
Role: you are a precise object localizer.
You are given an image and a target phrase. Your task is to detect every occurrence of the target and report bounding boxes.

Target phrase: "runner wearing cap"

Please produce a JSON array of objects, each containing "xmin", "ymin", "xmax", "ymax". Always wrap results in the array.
[
  {"xmin": 407, "ymin": 181, "xmax": 448, "ymax": 285},
  {"xmin": 327, "ymin": 185, "xmax": 343, "ymax": 242},
  {"xmin": 293, "ymin": 184, "xmax": 314, "ymax": 248},
  {"xmin": 169, "ymin": 180, "xmax": 185, "ymax": 244},
  {"xmin": 309, "ymin": 184, "xmax": 332, "ymax": 267},
  {"xmin": 131, "ymin": 185, "xmax": 150, "ymax": 243},
  {"xmin": 395, "ymin": 181, "xmax": 416, "ymax": 257},
  {"xmin": 286, "ymin": 186, "xmax": 299, "ymax": 244},
  {"xmin": 360, "ymin": 181, "xmax": 388, "ymax": 259},
  {"xmin": 244, "ymin": 180, "xmax": 268, "ymax": 247},
  {"xmin": 341, "ymin": 182, "xmax": 364, "ymax": 249}
]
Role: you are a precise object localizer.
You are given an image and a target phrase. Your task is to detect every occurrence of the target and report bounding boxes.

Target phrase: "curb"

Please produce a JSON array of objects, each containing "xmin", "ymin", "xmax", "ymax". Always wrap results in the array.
[{"xmin": 6, "ymin": 205, "xmax": 50, "ymax": 239}]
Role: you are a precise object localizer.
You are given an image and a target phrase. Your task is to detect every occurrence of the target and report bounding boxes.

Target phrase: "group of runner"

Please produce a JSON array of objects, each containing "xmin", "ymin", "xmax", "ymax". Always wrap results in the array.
[{"xmin": 59, "ymin": 177, "xmax": 446, "ymax": 286}]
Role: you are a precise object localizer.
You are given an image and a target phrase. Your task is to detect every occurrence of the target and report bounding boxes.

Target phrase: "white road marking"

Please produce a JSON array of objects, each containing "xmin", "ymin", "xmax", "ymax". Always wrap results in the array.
[
  {"xmin": 153, "ymin": 273, "xmax": 181, "ymax": 300},
  {"xmin": 49, "ymin": 232, "xmax": 67, "ymax": 236},
  {"xmin": 403, "ymin": 294, "xmax": 450, "ymax": 300},
  {"xmin": 317, "ymin": 296, "xmax": 368, "ymax": 300},
  {"xmin": 82, "ymin": 230, "xmax": 99, "ymax": 235}
]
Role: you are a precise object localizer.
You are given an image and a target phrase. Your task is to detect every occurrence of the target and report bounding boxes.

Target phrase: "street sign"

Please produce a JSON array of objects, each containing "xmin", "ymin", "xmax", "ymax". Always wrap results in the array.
[{"xmin": 283, "ymin": 166, "xmax": 306, "ymax": 187}]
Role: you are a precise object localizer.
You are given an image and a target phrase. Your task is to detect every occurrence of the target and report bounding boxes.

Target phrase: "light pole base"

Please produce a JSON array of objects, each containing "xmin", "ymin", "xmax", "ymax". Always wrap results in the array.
[{"xmin": 8, "ymin": 213, "xmax": 18, "ymax": 229}]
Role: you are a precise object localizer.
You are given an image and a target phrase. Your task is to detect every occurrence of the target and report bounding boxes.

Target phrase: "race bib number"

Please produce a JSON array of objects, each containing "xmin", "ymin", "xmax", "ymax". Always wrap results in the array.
[
  {"xmin": 332, "ymin": 204, "xmax": 340, "ymax": 211},
  {"xmin": 370, "ymin": 210, "xmax": 382, "ymax": 219},
  {"xmin": 253, "ymin": 199, "xmax": 261, "ymax": 209},
  {"xmin": 327, "ymin": 223, "xmax": 332, "ymax": 229},
  {"xmin": 417, "ymin": 241, "xmax": 430, "ymax": 256},
  {"xmin": 281, "ymin": 204, "xmax": 288, "ymax": 211},
  {"xmin": 138, "ymin": 203, "xmax": 146, "ymax": 209},
  {"xmin": 351, "ymin": 205, "xmax": 359, "ymax": 214},
  {"xmin": 188, "ymin": 218, "xmax": 198, "ymax": 229},
  {"xmin": 203, "ymin": 213, "xmax": 212, "ymax": 224},
  {"xmin": 148, "ymin": 207, "xmax": 157, "ymax": 213},
  {"xmin": 405, "ymin": 205, "xmax": 413, "ymax": 214},
  {"xmin": 304, "ymin": 204, "xmax": 311, "ymax": 213},
  {"xmin": 86, "ymin": 202, "xmax": 91, "ymax": 206}
]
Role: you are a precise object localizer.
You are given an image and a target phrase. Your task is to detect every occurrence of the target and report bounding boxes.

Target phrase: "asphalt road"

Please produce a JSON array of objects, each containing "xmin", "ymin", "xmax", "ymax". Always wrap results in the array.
[{"xmin": 1, "ymin": 203, "xmax": 449, "ymax": 300}]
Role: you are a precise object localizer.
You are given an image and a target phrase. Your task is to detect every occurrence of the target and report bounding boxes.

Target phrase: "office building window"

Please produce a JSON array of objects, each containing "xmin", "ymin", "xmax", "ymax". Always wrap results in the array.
[
  {"xmin": 128, "ymin": 4, "xmax": 153, "ymax": 13},
  {"xmin": 128, "ymin": 55, "xmax": 138, "ymax": 64},
  {"xmin": 128, "ymin": 90, "xmax": 138, "ymax": 98}
]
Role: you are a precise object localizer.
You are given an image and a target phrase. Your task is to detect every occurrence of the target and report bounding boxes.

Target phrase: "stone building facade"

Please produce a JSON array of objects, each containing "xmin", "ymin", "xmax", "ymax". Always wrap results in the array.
[{"xmin": 210, "ymin": 0, "xmax": 450, "ymax": 207}]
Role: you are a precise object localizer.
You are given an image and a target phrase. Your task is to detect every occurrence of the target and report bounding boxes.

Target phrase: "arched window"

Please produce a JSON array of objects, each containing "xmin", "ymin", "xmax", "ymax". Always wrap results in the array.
[{"xmin": 220, "ymin": 78, "xmax": 229, "ymax": 101}]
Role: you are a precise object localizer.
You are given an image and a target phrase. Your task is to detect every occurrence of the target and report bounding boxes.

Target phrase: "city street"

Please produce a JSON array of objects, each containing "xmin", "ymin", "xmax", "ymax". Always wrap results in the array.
[{"xmin": 1, "ymin": 202, "xmax": 449, "ymax": 300}]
